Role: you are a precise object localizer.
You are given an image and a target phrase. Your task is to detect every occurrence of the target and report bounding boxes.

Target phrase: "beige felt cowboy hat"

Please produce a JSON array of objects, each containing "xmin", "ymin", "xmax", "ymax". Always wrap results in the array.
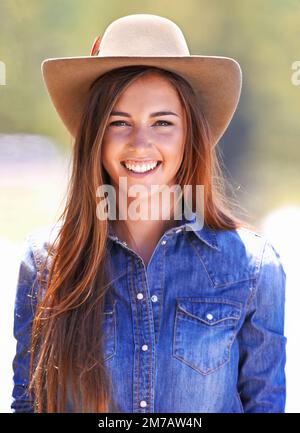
[{"xmin": 41, "ymin": 13, "xmax": 242, "ymax": 147}]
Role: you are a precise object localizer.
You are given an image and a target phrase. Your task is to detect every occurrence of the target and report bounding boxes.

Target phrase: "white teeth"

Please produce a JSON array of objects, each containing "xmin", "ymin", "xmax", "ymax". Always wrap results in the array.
[{"xmin": 124, "ymin": 161, "xmax": 159, "ymax": 173}]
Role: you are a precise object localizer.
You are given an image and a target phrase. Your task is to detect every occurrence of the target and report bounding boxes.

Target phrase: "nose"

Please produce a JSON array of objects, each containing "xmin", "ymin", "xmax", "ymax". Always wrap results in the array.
[{"xmin": 128, "ymin": 126, "xmax": 153, "ymax": 150}]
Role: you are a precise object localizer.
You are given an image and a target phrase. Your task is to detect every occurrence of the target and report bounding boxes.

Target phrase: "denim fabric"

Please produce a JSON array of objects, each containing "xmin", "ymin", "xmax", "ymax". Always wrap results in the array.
[{"xmin": 11, "ymin": 212, "xmax": 287, "ymax": 413}]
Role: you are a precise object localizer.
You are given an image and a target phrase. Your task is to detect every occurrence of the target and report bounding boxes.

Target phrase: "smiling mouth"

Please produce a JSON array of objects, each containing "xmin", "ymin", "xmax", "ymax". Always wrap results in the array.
[{"xmin": 120, "ymin": 160, "xmax": 162, "ymax": 174}]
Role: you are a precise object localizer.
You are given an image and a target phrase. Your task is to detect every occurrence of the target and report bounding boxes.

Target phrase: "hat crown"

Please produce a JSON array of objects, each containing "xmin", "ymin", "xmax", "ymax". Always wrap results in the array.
[{"xmin": 98, "ymin": 14, "xmax": 190, "ymax": 57}]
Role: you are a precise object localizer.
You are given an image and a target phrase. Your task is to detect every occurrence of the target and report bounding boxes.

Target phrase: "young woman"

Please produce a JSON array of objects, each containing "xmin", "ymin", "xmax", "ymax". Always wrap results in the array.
[{"xmin": 12, "ymin": 14, "xmax": 287, "ymax": 413}]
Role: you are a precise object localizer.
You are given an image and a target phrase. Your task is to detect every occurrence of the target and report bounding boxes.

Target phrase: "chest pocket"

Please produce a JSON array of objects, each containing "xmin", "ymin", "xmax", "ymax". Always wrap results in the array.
[
  {"xmin": 101, "ymin": 300, "xmax": 117, "ymax": 362},
  {"xmin": 173, "ymin": 297, "xmax": 242, "ymax": 375}
]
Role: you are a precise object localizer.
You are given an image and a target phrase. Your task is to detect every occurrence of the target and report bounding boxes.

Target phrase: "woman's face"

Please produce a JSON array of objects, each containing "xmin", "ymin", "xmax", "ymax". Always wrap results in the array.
[{"xmin": 102, "ymin": 72, "xmax": 186, "ymax": 194}]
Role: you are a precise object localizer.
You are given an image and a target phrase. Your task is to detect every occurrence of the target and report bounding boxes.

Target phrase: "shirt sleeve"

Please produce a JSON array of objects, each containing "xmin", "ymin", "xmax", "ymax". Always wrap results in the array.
[
  {"xmin": 11, "ymin": 234, "xmax": 38, "ymax": 413},
  {"xmin": 237, "ymin": 239, "xmax": 287, "ymax": 413}
]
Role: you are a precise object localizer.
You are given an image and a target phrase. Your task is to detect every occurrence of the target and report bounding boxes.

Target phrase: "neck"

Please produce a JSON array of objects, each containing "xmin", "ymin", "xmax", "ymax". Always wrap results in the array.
[{"xmin": 110, "ymin": 190, "xmax": 181, "ymax": 253}]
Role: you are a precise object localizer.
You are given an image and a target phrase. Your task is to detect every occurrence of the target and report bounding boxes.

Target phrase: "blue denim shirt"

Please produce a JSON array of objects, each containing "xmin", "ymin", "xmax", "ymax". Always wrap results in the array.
[{"xmin": 11, "ymin": 212, "xmax": 287, "ymax": 413}]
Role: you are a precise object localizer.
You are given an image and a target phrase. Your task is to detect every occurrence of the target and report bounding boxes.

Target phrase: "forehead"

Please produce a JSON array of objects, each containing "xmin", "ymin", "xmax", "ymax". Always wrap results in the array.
[{"xmin": 114, "ymin": 72, "xmax": 183, "ymax": 110}]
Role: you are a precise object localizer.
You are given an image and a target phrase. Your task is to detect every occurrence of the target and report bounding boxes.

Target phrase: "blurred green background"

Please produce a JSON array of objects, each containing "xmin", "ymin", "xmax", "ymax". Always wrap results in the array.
[{"xmin": 0, "ymin": 0, "xmax": 300, "ymax": 238}]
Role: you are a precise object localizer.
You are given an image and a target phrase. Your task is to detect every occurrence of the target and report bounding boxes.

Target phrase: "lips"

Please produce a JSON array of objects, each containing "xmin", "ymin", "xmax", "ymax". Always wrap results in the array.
[
  {"xmin": 120, "ymin": 159, "xmax": 162, "ymax": 170},
  {"xmin": 120, "ymin": 160, "xmax": 162, "ymax": 177},
  {"xmin": 120, "ymin": 159, "xmax": 162, "ymax": 164}
]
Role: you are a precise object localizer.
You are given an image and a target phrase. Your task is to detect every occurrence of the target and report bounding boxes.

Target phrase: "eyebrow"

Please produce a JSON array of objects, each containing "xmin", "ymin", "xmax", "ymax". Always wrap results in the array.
[{"xmin": 110, "ymin": 110, "xmax": 179, "ymax": 118}]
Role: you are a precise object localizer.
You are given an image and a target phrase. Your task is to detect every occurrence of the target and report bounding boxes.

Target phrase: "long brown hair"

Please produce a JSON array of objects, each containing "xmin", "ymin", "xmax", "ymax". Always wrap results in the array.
[{"xmin": 29, "ymin": 65, "xmax": 252, "ymax": 412}]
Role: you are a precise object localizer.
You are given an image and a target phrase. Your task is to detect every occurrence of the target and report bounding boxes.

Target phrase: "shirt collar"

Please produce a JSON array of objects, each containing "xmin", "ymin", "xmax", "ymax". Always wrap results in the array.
[
  {"xmin": 173, "ymin": 211, "xmax": 220, "ymax": 251},
  {"xmin": 107, "ymin": 211, "xmax": 220, "ymax": 251}
]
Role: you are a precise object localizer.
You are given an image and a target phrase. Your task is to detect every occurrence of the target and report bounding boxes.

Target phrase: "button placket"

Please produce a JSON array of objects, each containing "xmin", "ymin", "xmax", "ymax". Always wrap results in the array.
[{"xmin": 131, "ymin": 259, "xmax": 155, "ymax": 412}]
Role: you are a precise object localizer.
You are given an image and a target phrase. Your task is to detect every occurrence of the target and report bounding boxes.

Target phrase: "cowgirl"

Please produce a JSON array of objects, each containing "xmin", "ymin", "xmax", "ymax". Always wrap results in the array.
[{"xmin": 12, "ymin": 14, "xmax": 286, "ymax": 413}]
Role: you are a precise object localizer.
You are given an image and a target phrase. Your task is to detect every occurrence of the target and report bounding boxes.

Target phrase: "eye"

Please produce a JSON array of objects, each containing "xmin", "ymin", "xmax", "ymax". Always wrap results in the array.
[
  {"xmin": 155, "ymin": 120, "xmax": 172, "ymax": 126},
  {"xmin": 109, "ymin": 120, "xmax": 128, "ymax": 127}
]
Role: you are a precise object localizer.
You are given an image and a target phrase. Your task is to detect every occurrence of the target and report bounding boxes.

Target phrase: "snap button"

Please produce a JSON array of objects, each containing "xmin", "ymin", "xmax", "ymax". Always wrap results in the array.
[
  {"xmin": 206, "ymin": 313, "xmax": 214, "ymax": 321},
  {"xmin": 141, "ymin": 344, "xmax": 148, "ymax": 351},
  {"xmin": 161, "ymin": 240, "xmax": 167, "ymax": 245},
  {"xmin": 151, "ymin": 295, "xmax": 158, "ymax": 302},
  {"xmin": 137, "ymin": 293, "xmax": 144, "ymax": 300},
  {"xmin": 140, "ymin": 400, "xmax": 147, "ymax": 408}
]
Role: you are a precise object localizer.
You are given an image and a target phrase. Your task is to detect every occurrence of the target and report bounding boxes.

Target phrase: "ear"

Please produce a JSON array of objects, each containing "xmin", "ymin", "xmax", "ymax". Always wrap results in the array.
[{"xmin": 90, "ymin": 36, "xmax": 101, "ymax": 56}]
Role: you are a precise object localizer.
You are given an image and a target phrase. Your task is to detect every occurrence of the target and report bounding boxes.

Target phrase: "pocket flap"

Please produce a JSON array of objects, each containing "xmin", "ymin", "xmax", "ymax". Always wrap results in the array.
[{"xmin": 176, "ymin": 297, "xmax": 242, "ymax": 325}]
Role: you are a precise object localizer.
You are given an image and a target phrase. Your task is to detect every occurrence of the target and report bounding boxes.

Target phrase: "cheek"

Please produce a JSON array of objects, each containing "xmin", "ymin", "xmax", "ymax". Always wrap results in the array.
[
  {"xmin": 160, "ymin": 124, "xmax": 184, "ymax": 142},
  {"xmin": 101, "ymin": 143, "xmax": 119, "ymax": 178},
  {"xmin": 164, "ymin": 154, "xmax": 183, "ymax": 179},
  {"xmin": 160, "ymin": 131, "xmax": 185, "ymax": 162},
  {"xmin": 103, "ymin": 128, "xmax": 130, "ymax": 143}
]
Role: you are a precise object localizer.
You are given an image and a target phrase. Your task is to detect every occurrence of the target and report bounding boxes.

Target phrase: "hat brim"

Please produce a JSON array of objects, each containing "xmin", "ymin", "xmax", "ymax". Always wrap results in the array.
[{"xmin": 41, "ymin": 55, "xmax": 242, "ymax": 146}]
